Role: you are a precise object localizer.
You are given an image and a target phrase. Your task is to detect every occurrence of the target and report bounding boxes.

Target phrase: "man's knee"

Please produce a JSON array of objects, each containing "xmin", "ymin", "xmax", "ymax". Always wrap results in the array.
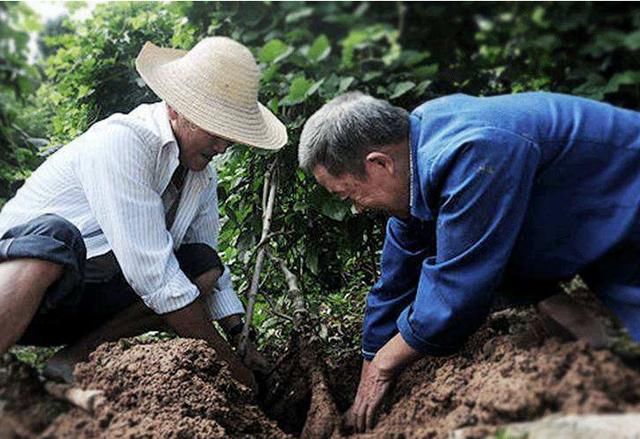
[
  {"xmin": 1, "ymin": 214, "xmax": 86, "ymax": 266},
  {"xmin": 36, "ymin": 214, "xmax": 85, "ymax": 258},
  {"xmin": 0, "ymin": 214, "xmax": 87, "ymax": 336}
]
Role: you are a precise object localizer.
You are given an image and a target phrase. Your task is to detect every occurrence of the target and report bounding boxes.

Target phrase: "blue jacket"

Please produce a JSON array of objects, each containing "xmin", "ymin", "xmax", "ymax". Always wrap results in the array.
[{"xmin": 362, "ymin": 92, "xmax": 640, "ymax": 360}]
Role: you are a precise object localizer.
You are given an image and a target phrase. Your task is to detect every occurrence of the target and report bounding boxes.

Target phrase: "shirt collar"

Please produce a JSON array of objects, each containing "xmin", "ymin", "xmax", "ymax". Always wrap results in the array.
[{"xmin": 155, "ymin": 101, "xmax": 179, "ymax": 149}]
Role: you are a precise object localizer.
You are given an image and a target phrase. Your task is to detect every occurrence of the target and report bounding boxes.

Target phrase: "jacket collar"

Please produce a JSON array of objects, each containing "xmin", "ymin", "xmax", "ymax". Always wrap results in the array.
[{"xmin": 409, "ymin": 113, "xmax": 434, "ymax": 222}]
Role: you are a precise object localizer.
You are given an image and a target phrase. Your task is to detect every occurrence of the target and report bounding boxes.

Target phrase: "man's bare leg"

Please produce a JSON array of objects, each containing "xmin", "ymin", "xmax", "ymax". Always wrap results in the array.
[
  {"xmin": 44, "ymin": 267, "xmax": 222, "ymax": 383},
  {"xmin": 0, "ymin": 259, "xmax": 63, "ymax": 354},
  {"xmin": 537, "ymin": 292, "xmax": 611, "ymax": 349}
]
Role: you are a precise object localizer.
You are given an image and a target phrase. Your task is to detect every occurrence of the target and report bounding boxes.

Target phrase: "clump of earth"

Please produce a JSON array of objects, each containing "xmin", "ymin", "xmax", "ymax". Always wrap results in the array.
[
  {"xmin": 366, "ymin": 318, "xmax": 640, "ymax": 438},
  {"xmin": 2, "ymin": 285, "xmax": 640, "ymax": 438},
  {"xmin": 42, "ymin": 338, "xmax": 287, "ymax": 438}
]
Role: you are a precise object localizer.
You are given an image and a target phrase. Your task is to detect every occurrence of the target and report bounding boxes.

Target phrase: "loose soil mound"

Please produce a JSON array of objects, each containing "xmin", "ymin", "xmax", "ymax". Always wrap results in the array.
[
  {"xmin": 41, "ymin": 338, "xmax": 288, "ymax": 438},
  {"xmin": 2, "ymin": 288, "xmax": 640, "ymax": 438},
  {"xmin": 361, "ymin": 311, "xmax": 640, "ymax": 438}
]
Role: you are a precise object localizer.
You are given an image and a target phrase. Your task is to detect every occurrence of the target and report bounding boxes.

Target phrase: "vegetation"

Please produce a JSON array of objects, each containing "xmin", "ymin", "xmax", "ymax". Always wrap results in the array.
[
  {"xmin": 2, "ymin": 2, "xmax": 640, "ymax": 353},
  {"xmin": 0, "ymin": 3, "xmax": 43, "ymax": 207}
]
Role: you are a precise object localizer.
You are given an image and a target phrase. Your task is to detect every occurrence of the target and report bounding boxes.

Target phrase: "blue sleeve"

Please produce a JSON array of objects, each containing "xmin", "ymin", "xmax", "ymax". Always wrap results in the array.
[
  {"xmin": 396, "ymin": 131, "xmax": 541, "ymax": 355},
  {"xmin": 361, "ymin": 217, "xmax": 435, "ymax": 360}
]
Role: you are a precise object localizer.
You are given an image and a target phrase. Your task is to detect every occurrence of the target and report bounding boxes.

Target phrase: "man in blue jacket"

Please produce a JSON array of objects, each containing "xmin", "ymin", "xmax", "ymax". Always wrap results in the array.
[{"xmin": 298, "ymin": 91, "xmax": 640, "ymax": 432}]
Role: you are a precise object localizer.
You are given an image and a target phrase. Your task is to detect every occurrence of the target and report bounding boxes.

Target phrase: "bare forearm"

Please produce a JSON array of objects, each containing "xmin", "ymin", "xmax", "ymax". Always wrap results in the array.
[
  {"xmin": 163, "ymin": 297, "xmax": 255, "ymax": 388},
  {"xmin": 164, "ymin": 298, "xmax": 240, "ymax": 366}
]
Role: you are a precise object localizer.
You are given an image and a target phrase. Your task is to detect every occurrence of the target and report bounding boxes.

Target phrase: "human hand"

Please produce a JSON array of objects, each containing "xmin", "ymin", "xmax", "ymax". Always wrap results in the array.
[
  {"xmin": 344, "ymin": 334, "xmax": 422, "ymax": 433},
  {"xmin": 163, "ymin": 303, "xmax": 257, "ymax": 391},
  {"xmin": 235, "ymin": 336, "xmax": 271, "ymax": 375},
  {"xmin": 226, "ymin": 351, "xmax": 258, "ymax": 391},
  {"xmin": 343, "ymin": 359, "xmax": 396, "ymax": 433}
]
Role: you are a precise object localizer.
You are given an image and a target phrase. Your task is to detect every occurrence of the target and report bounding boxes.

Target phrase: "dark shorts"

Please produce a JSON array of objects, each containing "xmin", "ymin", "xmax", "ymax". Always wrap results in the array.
[{"xmin": 0, "ymin": 214, "xmax": 223, "ymax": 346}]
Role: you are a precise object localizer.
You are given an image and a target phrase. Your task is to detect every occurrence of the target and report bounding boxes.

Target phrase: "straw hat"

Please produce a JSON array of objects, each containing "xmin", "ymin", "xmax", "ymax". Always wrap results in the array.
[{"xmin": 135, "ymin": 37, "xmax": 287, "ymax": 150}]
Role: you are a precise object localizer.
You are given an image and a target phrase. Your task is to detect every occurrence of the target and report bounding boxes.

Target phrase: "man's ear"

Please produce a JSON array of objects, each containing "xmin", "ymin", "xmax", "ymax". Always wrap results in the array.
[{"xmin": 364, "ymin": 151, "xmax": 395, "ymax": 175}]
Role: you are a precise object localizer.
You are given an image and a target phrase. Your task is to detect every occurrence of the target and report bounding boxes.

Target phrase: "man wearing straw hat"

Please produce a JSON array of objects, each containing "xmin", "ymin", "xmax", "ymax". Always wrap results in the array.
[{"xmin": 0, "ymin": 37, "xmax": 286, "ymax": 388}]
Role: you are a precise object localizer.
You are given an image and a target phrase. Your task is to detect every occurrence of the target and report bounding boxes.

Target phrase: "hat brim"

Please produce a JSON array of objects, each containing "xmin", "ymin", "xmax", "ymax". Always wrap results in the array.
[{"xmin": 135, "ymin": 42, "xmax": 287, "ymax": 151}]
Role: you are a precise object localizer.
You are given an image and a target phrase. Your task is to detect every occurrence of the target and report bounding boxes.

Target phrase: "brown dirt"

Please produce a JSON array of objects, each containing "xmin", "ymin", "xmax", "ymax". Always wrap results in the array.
[
  {"xmin": 0, "ymin": 354, "xmax": 67, "ymax": 438},
  {"xmin": 41, "ymin": 338, "xmax": 288, "ymax": 438},
  {"xmin": 349, "ymin": 308, "xmax": 640, "ymax": 438},
  {"xmin": 2, "ymin": 285, "xmax": 640, "ymax": 438}
]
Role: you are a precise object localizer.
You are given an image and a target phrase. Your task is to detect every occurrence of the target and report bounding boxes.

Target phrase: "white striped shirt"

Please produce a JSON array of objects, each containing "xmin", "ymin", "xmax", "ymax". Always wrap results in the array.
[{"xmin": 0, "ymin": 102, "xmax": 244, "ymax": 319}]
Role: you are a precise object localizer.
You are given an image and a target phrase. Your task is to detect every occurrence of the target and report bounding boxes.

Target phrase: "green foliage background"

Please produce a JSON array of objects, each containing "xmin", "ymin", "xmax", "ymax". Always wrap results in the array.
[{"xmin": 2, "ymin": 1, "xmax": 640, "ymax": 351}]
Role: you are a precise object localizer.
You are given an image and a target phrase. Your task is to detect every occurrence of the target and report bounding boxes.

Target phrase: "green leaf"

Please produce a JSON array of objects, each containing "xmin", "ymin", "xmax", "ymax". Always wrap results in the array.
[
  {"xmin": 360, "ymin": 72, "xmax": 380, "ymax": 83},
  {"xmin": 413, "ymin": 63, "xmax": 439, "ymax": 80},
  {"xmin": 382, "ymin": 41, "xmax": 402, "ymax": 65},
  {"xmin": 415, "ymin": 80, "xmax": 432, "ymax": 96},
  {"xmin": 340, "ymin": 29, "xmax": 369, "ymax": 67},
  {"xmin": 604, "ymin": 70, "xmax": 640, "ymax": 95},
  {"xmin": 258, "ymin": 39, "xmax": 293, "ymax": 64},
  {"xmin": 280, "ymin": 75, "xmax": 313, "ymax": 106},
  {"xmin": 262, "ymin": 64, "xmax": 278, "ymax": 83},
  {"xmin": 267, "ymin": 97, "xmax": 279, "ymax": 113},
  {"xmin": 531, "ymin": 6, "xmax": 549, "ymax": 28},
  {"xmin": 306, "ymin": 78, "xmax": 325, "ymax": 97},
  {"xmin": 22, "ymin": 14, "xmax": 42, "ymax": 33},
  {"xmin": 572, "ymin": 73, "xmax": 607, "ymax": 100},
  {"xmin": 574, "ymin": 71, "xmax": 640, "ymax": 101},
  {"xmin": 338, "ymin": 77, "xmax": 354, "ymax": 93},
  {"xmin": 307, "ymin": 34, "xmax": 331, "ymax": 63},
  {"xmin": 582, "ymin": 30, "xmax": 626, "ymax": 57},
  {"xmin": 306, "ymin": 247, "xmax": 319, "ymax": 275},
  {"xmin": 320, "ymin": 197, "xmax": 351, "ymax": 222},
  {"xmin": 285, "ymin": 7, "xmax": 313, "ymax": 24},
  {"xmin": 389, "ymin": 81, "xmax": 415, "ymax": 99},
  {"xmin": 624, "ymin": 30, "xmax": 640, "ymax": 50},
  {"xmin": 76, "ymin": 84, "xmax": 94, "ymax": 99},
  {"xmin": 399, "ymin": 50, "xmax": 429, "ymax": 67}
]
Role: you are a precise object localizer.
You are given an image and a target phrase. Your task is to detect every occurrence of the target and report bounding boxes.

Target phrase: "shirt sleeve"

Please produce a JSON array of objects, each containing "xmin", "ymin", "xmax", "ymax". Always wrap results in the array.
[
  {"xmin": 361, "ymin": 216, "xmax": 435, "ymax": 360},
  {"xmin": 396, "ymin": 130, "xmax": 541, "ymax": 356},
  {"xmin": 184, "ymin": 170, "xmax": 245, "ymax": 320},
  {"xmin": 74, "ymin": 121, "xmax": 200, "ymax": 314}
]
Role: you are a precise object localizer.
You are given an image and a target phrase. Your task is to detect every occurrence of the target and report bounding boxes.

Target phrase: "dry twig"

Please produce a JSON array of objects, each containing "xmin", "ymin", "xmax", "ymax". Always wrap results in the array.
[
  {"xmin": 44, "ymin": 382, "xmax": 105, "ymax": 414},
  {"xmin": 239, "ymin": 160, "xmax": 279, "ymax": 355}
]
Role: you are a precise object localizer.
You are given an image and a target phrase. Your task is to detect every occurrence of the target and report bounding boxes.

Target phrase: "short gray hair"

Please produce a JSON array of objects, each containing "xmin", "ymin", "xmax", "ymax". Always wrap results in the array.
[{"xmin": 298, "ymin": 92, "xmax": 409, "ymax": 177}]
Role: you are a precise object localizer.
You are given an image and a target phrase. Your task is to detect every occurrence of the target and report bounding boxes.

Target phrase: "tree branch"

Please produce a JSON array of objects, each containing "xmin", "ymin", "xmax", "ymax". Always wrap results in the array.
[
  {"xmin": 397, "ymin": 1, "xmax": 407, "ymax": 40},
  {"xmin": 239, "ymin": 162, "xmax": 279, "ymax": 355},
  {"xmin": 266, "ymin": 251, "xmax": 307, "ymax": 323},
  {"xmin": 259, "ymin": 290, "xmax": 295, "ymax": 324}
]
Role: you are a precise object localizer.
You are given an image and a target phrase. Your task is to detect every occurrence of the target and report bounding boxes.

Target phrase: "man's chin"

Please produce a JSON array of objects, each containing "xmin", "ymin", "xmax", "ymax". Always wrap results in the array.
[{"xmin": 191, "ymin": 160, "xmax": 211, "ymax": 172}]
